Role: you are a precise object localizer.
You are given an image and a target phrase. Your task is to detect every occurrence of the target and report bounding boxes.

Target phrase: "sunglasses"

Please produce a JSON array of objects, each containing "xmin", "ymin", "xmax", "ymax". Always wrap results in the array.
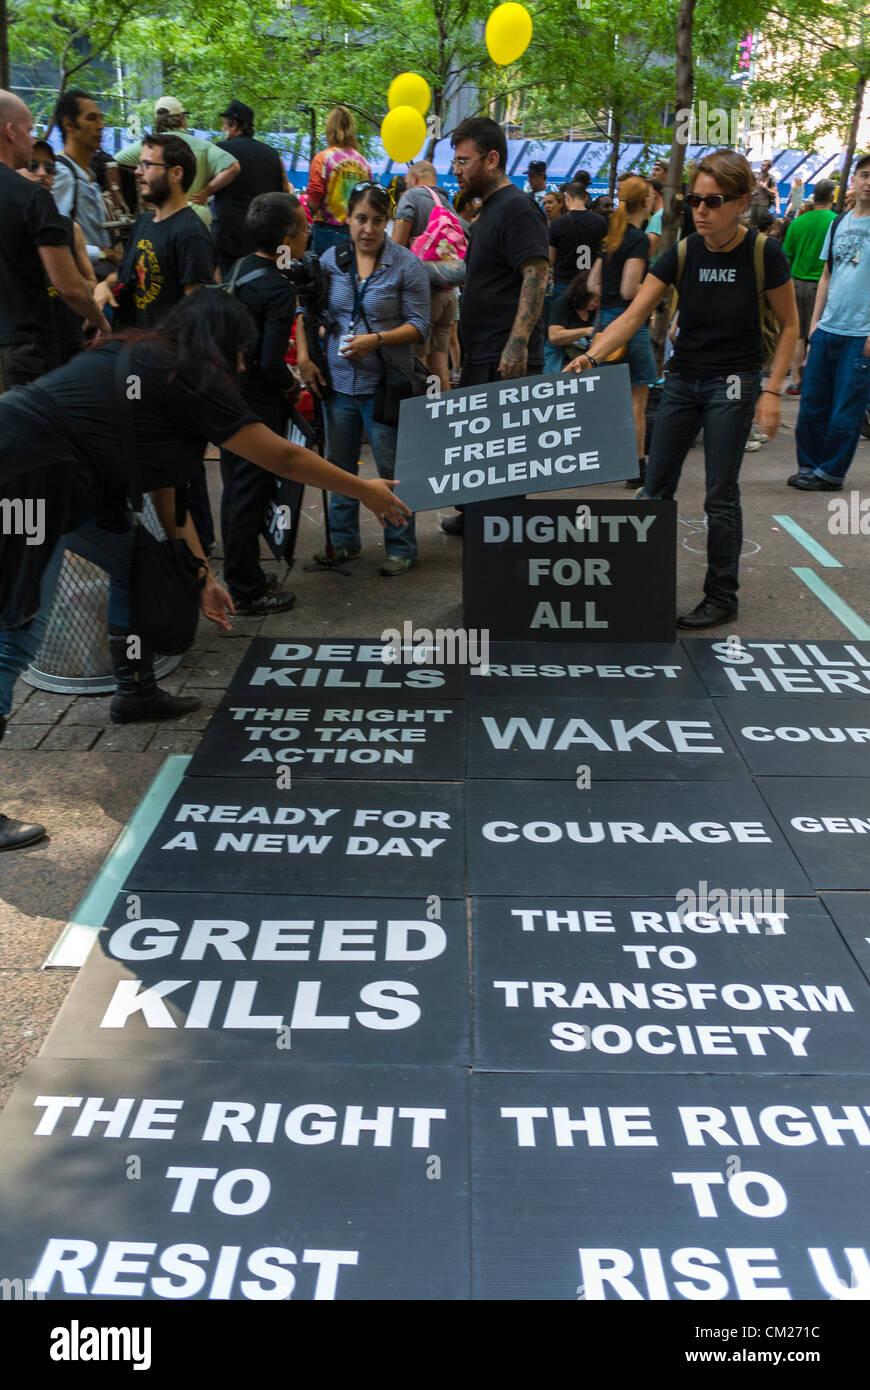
[
  {"xmin": 686, "ymin": 193, "xmax": 738, "ymax": 210},
  {"xmin": 29, "ymin": 159, "xmax": 56, "ymax": 173}
]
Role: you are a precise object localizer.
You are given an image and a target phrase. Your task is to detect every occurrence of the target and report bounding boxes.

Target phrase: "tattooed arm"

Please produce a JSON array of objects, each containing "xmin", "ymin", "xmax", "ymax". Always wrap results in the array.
[{"xmin": 499, "ymin": 257, "xmax": 548, "ymax": 378}]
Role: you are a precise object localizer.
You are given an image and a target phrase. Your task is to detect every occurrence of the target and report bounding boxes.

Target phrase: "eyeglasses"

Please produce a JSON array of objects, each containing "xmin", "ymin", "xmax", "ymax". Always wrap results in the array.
[
  {"xmin": 28, "ymin": 160, "xmax": 56, "ymax": 174},
  {"xmin": 135, "ymin": 159, "xmax": 168, "ymax": 171},
  {"xmin": 686, "ymin": 193, "xmax": 738, "ymax": 210},
  {"xmin": 452, "ymin": 155, "xmax": 482, "ymax": 169}
]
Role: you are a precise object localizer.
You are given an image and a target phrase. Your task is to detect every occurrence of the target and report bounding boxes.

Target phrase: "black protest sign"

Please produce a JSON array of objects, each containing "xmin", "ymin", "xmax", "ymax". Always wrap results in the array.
[
  {"xmin": 396, "ymin": 367, "xmax": 638, "ymax": 511},
  {"xmin": 224, "ymin": 638, "xmax": 467, "ymax": 700},
  {"xmin": 0, "ymin": 1058, "xmax": 469, "ymax": 1301},
  {"xmin": 685, "ymin": 639, "xmax": 870, "ymax": 698},
  {"xmin": 758, "ymin": 778, "xmax": 870, "ymax": 891},
  {"xmin": 127, "ymin": 778, "xmax": 465, "ymax": 897},
  {"xmin": 820, "ymin": 894, "xmax": 870, "ymax": 987},
  {"xmin": 261, "ymin": 478, "xmax": 304, "ymax": 564},
  {"xmin": 472, "ymin": 897, "xmax": 870, "ymax": 1073},
  {"xmin": 467, "ymin": 697, "xmax": 748, "ymax": 781},
  {"xmin": 188, "ymin": 700, "xmax": 466, "ymax": 781},
  {"xmin": 465, "ymin": 780, "xmax": 811, "ymax": 897},
  {"xmin": 472, "ymin": 1072, "xmax": 870, "ymax": 1300},
  {"xmin": 42, "ymin": 893, "xmax": 469, "ymax": 1066},
  {"xmin": 463, "ymin": 499, "xmax": 676, "ymax": 642},
  {"xmin": 716, "ymin": 698, "xmax": 870, "ymax": 777},
  {"xmin": 467, "ymin": 642, "xmax": 707, "ymax": 698}
]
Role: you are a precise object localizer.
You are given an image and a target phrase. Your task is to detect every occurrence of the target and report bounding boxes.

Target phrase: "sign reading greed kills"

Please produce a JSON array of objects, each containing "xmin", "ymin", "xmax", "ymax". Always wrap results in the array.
[
  {"xmin": 127, "ymin": 779, "xmax": 465, "ymax": 897},
  {"xmin": 465, "ymin": 780, "xmax": 810, "ymax": 897},
  {"xmin": 472, "ymin": 897, "xmax": 870, "ymax": 1072},
  {"xmin": 396, "ymin": 368, "xmax": 638, "ymax": 511},
  {"xmin": 463, "ymin": 500, "xmax": 676, "ymax": 642},
  {"xmin": 43, "ymin": 894, "xmax": 469, "ymax": 1066},
  {"xmin": 686, "ymin": 639, "xmax": 870, "ymax": 698},
  {"xmin": 0, "ymin": 1058, "xmax": 470, "ymax": 1300},
  {"xmin": 467, "ymin": 697, "xmax": 747, "ymax": 781},
  {"xmin": 188, "ymin": 701, "xmax": 466, "ymax": 780},
  {"xmin": 472, "ymin": 1072, "xmax": 870, "ymax": 1300},
  {"xmin": 225, "ymin": 639, "xmax": 466, "ymax": 700}
]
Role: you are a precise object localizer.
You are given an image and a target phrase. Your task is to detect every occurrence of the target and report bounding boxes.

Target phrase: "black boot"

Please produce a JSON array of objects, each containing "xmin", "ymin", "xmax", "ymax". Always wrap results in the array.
[
  {"xmin": 109, "ymin": 634, "xmax": 201, "ymax": 725},
  {"xmin": 0, "ymin": 715, "xmax": 47, "ymax": 849}
]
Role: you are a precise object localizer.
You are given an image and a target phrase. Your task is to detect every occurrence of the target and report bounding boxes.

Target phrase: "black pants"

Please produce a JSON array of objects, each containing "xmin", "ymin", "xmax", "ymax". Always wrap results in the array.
[
  {"xmin": 219, "ymin": 447, "xmax": 277, "ymax": 601},
  {"xmin": 187, "ymin": 463, "xmax": 215, "ymax": 554}
]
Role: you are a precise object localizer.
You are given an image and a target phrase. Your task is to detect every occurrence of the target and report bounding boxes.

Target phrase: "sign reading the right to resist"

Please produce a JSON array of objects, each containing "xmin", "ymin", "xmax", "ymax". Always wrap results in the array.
[{"xmin": 463, "ymin": 500, "xmax": 676, "ymax": 643}]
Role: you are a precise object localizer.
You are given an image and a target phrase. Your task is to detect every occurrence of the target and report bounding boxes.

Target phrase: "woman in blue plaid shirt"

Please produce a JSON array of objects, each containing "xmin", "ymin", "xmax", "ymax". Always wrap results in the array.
[{"xmin": 297, "ymin": 183, "xmax": 430, "ymax": 574}]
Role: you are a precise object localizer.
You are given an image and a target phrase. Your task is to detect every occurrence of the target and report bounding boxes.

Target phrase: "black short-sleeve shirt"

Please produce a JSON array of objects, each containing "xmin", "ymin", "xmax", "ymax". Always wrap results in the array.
[
  {"xmin": 548, "ymin": 209, "xmax": 608, "ymax": 282},
  {"xmin": 601, "ymin": 224, "xmax": 649, "ymax": 312},
  {"xmin": 0, "ymin": 163, "xmax": 69, "ymax": 345},
  {"xmin": 652, "ymin": 230, "xmax": 791, "ymax": 377},
  {"xmin": 115, "ymin": 207, "xmax": 217, "ymax": 327},
  {"xmin": 459, "ymin": 182, "xmax": 549, "ymax": 364},
  {"xmin": 212, "ymin": 137, "xmax": 286, "ymax": 261}
]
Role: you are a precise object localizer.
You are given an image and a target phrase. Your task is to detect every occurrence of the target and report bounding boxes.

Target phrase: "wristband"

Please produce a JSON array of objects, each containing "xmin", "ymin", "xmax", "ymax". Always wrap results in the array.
[
  {"xmin": 376, "ymin": 332, "xmax": 383, "ymax": 347},
  {"xmin": 761, "ymin": 389, "xmax": 781, "ymax": 397},
  {"xmin": 584, "ymin": 353, "xmax": 598, "ymax": 368}
]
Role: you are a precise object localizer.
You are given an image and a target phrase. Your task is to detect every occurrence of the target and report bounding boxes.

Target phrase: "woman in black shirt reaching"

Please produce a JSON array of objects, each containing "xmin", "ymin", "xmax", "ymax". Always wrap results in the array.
[{"xmin": 565, "ymin": 149, "xmax": 797, "ymax": 630}]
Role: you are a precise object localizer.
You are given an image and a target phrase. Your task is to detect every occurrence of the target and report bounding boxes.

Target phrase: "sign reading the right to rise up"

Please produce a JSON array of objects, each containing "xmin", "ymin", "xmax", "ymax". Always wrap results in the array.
[{"xmin": 396, "ymin": 368, "xmax": 638, "ymax": 511}]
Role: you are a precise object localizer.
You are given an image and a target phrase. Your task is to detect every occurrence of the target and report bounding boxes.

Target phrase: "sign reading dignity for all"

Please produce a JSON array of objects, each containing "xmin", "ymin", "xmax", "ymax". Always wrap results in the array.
[
  {"xmin": 0, "ymin": 1058, "xmax": 470, "ymax": 1301},
  {"xmin": 463, "ymin": 500, "xmax": 676, "ymax": 643},
  {"xmin": 126, "ymin": 779, "xmax": 464, "ymax": 897},
  {"xmin": 472, "ymin": 897, "xmax": 870, "ymax": 1073},
  {"xmin": 685, "ymin": 639, "xmax": 870, "ymax": 698},
  {"xmin": 715, "ymin": 698, "xmax": 870, "ymax": 777},
  {"xmin": 465, "ymin": 780, "xmax": 811, "ymax": 897},
  {"xmin": 467, "ymin": 697, "xmax": 748, "ymax": 781},
  {"xmin": 223, "ymin": 638, "xmax": 467, "ymax": 700},
  {"xmin": 188, "ymin": 700, "xmax": 466, "ymax": 780},
  {"xmin": 467, "ymin": 642, "xmax": 707, "ymax": 698},
  {"xmin": 472, "ymin": 1072, "xmax": 870, "ymax": 1300},
  {"xmin": 756, "ymin": 778, "xmax": 870, "ymax": 891},
  {"xmin": 42, "ymin": 893, "xmax": 469, "ymax": 1067},
  {"xmin": 395, "ymin": 367, "xmax": 638, "ymax": 511}
]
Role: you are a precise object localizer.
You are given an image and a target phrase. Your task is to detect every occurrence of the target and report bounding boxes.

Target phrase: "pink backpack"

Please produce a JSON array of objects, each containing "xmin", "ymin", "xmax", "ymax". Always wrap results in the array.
[{"xmin": 410, "ymin": 186, "xmax": 467, "ymax": 261}]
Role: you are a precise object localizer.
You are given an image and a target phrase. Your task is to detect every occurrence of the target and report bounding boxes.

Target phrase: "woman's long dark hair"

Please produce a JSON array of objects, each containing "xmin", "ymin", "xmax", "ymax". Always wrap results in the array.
[{"xmin": 89, "ymin": 289, "xmax": 258, "ymax": 392}]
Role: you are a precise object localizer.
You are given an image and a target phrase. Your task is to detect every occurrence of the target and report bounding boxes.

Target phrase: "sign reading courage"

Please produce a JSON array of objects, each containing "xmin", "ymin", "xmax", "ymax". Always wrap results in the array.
[{"xmin": 396, "ymin": 368, "xmax": 638, "ymax": 511}]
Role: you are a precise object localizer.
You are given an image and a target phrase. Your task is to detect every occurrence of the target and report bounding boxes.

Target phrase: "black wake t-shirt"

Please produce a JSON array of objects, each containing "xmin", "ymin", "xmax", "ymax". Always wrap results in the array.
[
  {"xmin": 0, "ymin": 164, "xmax": 69, "ymax": 345},
  {"xmin": 652, "ymin": 230, "xmax": 790, "ymax": 377},
  {"xmin": 549, "ymin": 209, "xmax": 608, "ymax": 282},
  {"xmin": 212, "ymin": 138, "xmax": 286, "ymax": 261},
  {"xmin": 232, "ymin": 254, "xmax": 297, "ymax": 429},
  {"xmin": 601, "ymin": 224, "xmax": 650, "ymax": 312},
  {"xmin": 116, "ymin": 207, "xmax": 217, "ymax": 327},
  {"xmin": 460, "ymin": 182, "xmax": 549, "ymax": 364}
]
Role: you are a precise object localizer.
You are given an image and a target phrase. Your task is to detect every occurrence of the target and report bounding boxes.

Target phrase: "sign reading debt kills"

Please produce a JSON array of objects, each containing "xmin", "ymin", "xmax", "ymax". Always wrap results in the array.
[
  {"xmin": 127, "ymin": 779, "xmax": 464, "ymax": 897},
  {"xmin": 224, "ymin": 639, "xmax": 466, "ymax": 700},
  {"xmin": 465, "ymin": 780, "xmax": 810, "ymax": 897},
  {"xmin": 463, "ymin": 501, "xmax": 676, "ymax": 642},
  {"xmin": 472, "ymin": 896, "xmax": 870, "ymax": 1072},
  {"xmin": 0, "ymin": 1058, "xmax": 470, "ymax": 1300},
  {"xmin": 472, "ymin": 1072, "xmax": 870, "ymax": 1300},
  {"xmin": 396, "ymin": 368, "xmax": 638, "ymax": 511},
  {"xmin": 188, "ymin": 700, "xmax": 465, "ymax": 780},
  {"xmin": 42, "ymin": 893, "xmax": 469, "ymax": 1066}
]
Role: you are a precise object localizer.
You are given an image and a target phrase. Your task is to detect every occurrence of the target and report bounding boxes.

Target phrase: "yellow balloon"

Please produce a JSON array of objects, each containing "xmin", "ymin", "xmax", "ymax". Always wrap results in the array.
[
  {"xmin": 381, "ymin": 105, "xmax": 427, "ymax": 164},
  {"xmin": 485, "ymin": 2, "xmax": 533, "ymax": 66},
  {"xmin": 388, "ymin": 72, "xmax": 431, "ymax": 116}
]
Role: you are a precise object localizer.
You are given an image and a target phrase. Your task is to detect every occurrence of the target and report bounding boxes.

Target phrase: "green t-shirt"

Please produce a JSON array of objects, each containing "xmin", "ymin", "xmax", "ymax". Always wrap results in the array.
[
  {"xmin": 782, "ymin": 208, "xmax": 837, "ymax": 281},
  {"xmin": 116, "ymin": 132, "xmax": 237, "ymax": 226}
]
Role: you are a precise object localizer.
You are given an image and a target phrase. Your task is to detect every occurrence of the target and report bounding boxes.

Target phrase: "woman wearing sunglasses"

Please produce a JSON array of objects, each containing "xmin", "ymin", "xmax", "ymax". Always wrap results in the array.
[
  {"xmin": 565, "ymin": 149, "xmax": 797, "ymax": 630},
  {"xmin": 297, "ymin": 181, "xmax": 429, "ymax": 575}
]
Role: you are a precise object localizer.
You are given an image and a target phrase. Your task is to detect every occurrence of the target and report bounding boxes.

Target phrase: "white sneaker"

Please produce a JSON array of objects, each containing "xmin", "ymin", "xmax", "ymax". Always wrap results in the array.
[{"xmin": 744, "ymin": 439, "xmax": 762, "ymax": 452}]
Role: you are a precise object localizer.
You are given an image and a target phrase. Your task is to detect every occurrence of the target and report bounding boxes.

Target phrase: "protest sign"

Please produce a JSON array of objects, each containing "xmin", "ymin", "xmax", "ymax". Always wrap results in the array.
[
  {"xmin": 685, "ymin": 640, "xmax": 870, "ymax": 698},
  {"xmin": 224, "ymin": 638, "xmax": 467, "ymax": 700},
  {"xmin": 467, "ymin": 642, "xmax": 706, "ymax": 697},
  {"xmin": 715, "ymin": 698, "xmax": 870, "ymax": 777},
  {"xmin": 820, "ymin": 894, "xmax": 870, "ymax": 986},
  {"xmin": 758, "ymin": 778, "xmax": 870, "ymax": 891}
]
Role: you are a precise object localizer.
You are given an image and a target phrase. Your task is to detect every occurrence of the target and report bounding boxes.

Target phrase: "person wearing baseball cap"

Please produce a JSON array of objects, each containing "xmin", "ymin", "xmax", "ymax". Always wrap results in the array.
[
  {"xmin": 116, "ymin": 95, "xmax": 240, "ymax": 227},
  {"xmin": 213, "ymin": 98, "xmax": 291, "ymax": 276}
]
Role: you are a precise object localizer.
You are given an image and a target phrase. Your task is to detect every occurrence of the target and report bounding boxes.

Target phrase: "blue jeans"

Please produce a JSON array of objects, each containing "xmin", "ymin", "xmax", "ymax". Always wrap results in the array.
[
  {"xmin": 795, "ymin": 327, "xmax": 870, "ymax": 482},
  {"xmin": 0, "ymin": 521, "xmax": 132, "ymax": 717},
  {"xmin": 324, "ymin": 391, "xmax": 417, "ymax": 558},
  {"xmin": 643, "ymin": 371, "xmax": 760, "ymax": 607}
]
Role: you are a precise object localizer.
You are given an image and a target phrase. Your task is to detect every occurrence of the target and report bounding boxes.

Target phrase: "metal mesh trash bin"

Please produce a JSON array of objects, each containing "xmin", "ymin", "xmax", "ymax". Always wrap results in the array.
[{"xmin": 23, "ymin": 499, "xmax": 182, "ymax": 695}]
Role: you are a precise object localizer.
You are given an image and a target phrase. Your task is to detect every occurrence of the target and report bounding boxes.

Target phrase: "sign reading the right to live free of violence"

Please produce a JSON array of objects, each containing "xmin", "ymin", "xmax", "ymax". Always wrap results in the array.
[{"xmin": 396, "ymin": 368, "xmax": 638, "ymax": 511}]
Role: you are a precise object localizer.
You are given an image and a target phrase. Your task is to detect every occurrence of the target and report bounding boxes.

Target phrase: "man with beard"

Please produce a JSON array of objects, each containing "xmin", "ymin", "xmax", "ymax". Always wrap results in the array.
[
  {"xmin": 440, "ymin": 116, "xmax": 548, "ymax": 535},
  {"xmin": 51, "ymin": 87, "xmax": 117, "ymax": 277}
]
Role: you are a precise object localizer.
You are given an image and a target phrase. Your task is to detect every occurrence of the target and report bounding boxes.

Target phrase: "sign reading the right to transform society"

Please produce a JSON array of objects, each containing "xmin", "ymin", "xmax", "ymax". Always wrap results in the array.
[{"xmin": 396, "ymin": 368, "xmax": 638, "ymax": 511}]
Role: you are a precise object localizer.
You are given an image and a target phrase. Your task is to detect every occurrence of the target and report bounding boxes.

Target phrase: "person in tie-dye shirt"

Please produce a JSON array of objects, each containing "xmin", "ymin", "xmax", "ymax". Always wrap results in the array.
[{"xmin": 307, "ymin": 106, "xmax": 372, "ymax": 257}]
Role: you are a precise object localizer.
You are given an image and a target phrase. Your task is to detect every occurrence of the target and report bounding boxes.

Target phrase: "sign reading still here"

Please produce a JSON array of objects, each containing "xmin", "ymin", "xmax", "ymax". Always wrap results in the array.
[
  {"xmin": 463, "ymin": 500, "xmax": 676, "ymax": 642},
  {"xmin": 396, "ymin": 368, "xmax": 638, "ymax": 511}
]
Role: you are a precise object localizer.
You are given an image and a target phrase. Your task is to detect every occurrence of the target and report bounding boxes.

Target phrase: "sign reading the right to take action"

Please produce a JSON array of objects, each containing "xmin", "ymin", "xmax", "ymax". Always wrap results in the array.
[{"xmin": 396, "ymin": 368, "xmax": 638, "ymax": 511}]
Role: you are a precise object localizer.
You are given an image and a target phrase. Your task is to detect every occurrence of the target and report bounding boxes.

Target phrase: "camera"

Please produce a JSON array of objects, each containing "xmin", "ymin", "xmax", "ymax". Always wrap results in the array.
[{"xmin": 282, "ymin": 250, "xmax": 337, "ymax": 333}]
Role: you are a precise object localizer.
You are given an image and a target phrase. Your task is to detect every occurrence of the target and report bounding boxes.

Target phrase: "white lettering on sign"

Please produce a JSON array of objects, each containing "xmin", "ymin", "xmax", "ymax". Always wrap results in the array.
[{"xmin": 482, "ymin": 820, "xmax": 771, "ymax": 845}]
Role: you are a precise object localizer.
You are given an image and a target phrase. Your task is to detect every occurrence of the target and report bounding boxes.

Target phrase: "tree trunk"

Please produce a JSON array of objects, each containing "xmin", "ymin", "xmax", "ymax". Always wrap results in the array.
[
  {"xmin": 651, "ymin": 0, "xmax": 697, "ymax": 364},
  {"xmin": 0, "ymin": 0, "xmax": 10, "ymax": 90},
  {"xmin": 608, "ymin": 116, "xmax": 621, "ymax": 198},
  {"xmin": 837, "ymin": 74, "xmax": 867, "ymax": 213}
]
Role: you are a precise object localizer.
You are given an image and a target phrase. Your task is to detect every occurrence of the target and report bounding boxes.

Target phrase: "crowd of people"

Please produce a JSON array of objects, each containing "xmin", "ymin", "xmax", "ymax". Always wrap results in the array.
[{"xmin": 0, "ymin": 87, "xmax": 869, "ymax": 852}]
